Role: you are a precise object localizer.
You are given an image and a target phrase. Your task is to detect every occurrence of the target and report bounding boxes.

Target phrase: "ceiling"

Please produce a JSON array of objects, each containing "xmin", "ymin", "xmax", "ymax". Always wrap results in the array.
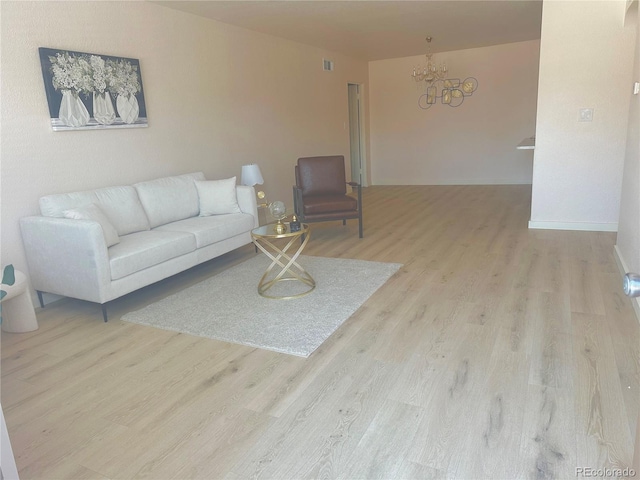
[{"xmin": 156, "ymin": 0, "xmax": 543, "ymax": 61}]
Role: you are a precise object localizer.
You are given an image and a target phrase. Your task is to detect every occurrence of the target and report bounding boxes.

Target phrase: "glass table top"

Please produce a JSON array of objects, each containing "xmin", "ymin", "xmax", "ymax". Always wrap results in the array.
[{"xmin": 252, "ymin": 222, "xmax": 309, "ymax": 239}]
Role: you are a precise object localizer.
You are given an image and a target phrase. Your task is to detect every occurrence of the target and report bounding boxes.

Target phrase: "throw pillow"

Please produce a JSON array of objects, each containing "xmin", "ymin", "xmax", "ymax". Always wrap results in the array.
[
  {"xmin": 195, "ymin": 177, "xmax": 242, "ymax": 216},
  {"xmin": 63, "ymin": 203, "xmax": 120, "ymax": 247}
]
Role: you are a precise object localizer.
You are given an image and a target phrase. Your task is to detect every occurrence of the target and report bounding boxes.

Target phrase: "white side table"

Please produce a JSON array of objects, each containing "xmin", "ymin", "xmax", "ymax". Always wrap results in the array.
[{"xmin": 1, "ymin": 270, "xmax": 38, "ymax": 333}]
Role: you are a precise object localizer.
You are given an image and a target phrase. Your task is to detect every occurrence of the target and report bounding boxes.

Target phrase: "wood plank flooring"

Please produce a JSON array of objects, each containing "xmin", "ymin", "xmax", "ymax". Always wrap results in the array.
[{"xmin": 2, "ymin": 185, "xmax": 638, "ymax": 479}]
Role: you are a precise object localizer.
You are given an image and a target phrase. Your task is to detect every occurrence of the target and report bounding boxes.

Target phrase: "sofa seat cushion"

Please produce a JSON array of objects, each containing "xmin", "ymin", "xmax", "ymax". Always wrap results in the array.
[
  {"xmin": 302, "ymin": 194, "xmax": 357, "ymax": 215},
  {"xmin": 154, "ymin": 213, "xmax": 254, "ymax": 248},
  {"xmin": 109, "ymin": 230, "xmax": 196, "ymax": 280}
]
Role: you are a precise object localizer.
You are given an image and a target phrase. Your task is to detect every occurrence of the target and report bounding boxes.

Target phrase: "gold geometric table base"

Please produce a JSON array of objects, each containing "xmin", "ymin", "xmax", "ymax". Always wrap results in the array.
[{"xmin": 251, "ymin": 223, "xmax": 316, "ymax": 300}]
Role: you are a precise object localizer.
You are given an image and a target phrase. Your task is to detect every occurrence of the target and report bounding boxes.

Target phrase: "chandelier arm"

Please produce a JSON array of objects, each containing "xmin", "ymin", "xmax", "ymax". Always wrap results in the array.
[
  {"xmin": 417, "ymin": 94, "xmax": 433, "ymax": 110},
  {"xmin": 412, "ymin": 36, "xmax": 478, "ymax": 110}
]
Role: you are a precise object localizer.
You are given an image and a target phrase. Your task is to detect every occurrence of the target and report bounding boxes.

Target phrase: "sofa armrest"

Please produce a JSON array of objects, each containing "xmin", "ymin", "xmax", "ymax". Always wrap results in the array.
[
  {"xmin": 19, "ymin": 216, "xmax": 111, "ymax": 303},
  {"xmin": 236, "ymin": 185, "xmax": 259, "ymax": 228}
]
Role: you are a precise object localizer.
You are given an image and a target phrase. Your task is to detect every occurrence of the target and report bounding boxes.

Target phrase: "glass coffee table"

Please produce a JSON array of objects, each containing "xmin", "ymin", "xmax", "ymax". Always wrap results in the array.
[{"xmin": 251, "ymin": 223, "xmax": 316, "ymax": 299}]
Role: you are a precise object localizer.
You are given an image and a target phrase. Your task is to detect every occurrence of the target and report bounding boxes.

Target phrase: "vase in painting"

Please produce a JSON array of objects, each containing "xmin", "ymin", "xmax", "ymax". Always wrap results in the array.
[
  {"xmin": 116, "ymin": 94, "xmax": 139, "ymax": 124},
  {"xmin": 59, "ymin": 90, "xmax": 90, "ymax": 127},
  {"xmin": 93, "ymin": 91, "xmax": 116, "ymax": 125}
]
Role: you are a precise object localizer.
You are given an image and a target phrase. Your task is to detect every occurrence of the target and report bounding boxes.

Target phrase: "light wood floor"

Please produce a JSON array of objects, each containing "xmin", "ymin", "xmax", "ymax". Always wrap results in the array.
[{"xmin": 2, "ymin": 185, "xmax": 639, "ymax": 480}]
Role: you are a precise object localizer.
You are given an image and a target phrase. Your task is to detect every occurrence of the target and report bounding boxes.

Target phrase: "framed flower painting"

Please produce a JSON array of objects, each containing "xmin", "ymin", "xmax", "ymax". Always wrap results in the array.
[{"xmin": 38, "ymin": 47, "xmax": 148, "ymax": 131}]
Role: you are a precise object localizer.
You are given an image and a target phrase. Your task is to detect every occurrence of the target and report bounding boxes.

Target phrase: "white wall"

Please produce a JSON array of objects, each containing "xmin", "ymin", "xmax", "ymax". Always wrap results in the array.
[
  {"xmin": 0, "ymin": 1, "xmax": 369, "ymax": 274},
  {"xmin": 369, "ymin": 40, "xmax": 540, "ymax": 185},
  {"xmin": 530, "ymin": 0, "xmax": 636, "ymax": 231},
  {"xmin": 616, "ymin": 2, "xmax": 640, "ymax": 315}
]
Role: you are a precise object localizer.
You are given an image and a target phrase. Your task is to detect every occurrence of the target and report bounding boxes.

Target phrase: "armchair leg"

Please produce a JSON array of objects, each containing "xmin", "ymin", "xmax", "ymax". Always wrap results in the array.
[
  {"xmin": 101, "ymin": 304, "xmax": 108, "ymax": 323},
  {"xmin": 343, "ymin": 219, "xmax": 346, "ymax": 226}
]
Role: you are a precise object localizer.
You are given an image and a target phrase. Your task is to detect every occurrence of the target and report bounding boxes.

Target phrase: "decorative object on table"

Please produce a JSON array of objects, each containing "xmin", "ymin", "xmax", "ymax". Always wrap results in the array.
[
  {"xmin": 293, "ymin": 155, "xmax": 363, "ymax": 238},
  {"xmin": 122, "ymin": 255, "xmax": 402, "ymax": 357},
  {"xmin": 411, "ymin": 36, "xmax": 478, "ymax": 110},
  {"xmin": 1, "ymin": 266, "xmax": 39, "ymax": 333},
  {"xmin": 38, "ymin": 47, "xmax": 147, "ymax": 131},
  {"xmin": 269, "ymin": 200, "xmax": 288, "ymax": 234},
  {"xmin": 290, "ymin": 215, "xmax": 301, "ymax": 232}
]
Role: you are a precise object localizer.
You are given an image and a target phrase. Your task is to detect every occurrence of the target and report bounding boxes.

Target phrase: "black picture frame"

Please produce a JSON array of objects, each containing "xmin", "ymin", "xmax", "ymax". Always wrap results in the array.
[{"xmin": 39, "ymin": 47, "xmax": 148, "ymax": 131}]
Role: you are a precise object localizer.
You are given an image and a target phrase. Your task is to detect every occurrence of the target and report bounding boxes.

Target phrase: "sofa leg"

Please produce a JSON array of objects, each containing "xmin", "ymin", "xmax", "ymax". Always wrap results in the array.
[
  {"xmin": 36, "ymin": 290, "xmax": 45, "ymax": 308},
  {"xmin": 101, "ymin": 304, "xmax": 108, "ymax": 323},
  {"xmin": 343, "ymin": 219, "xmax": 346, "ymax": 226}
]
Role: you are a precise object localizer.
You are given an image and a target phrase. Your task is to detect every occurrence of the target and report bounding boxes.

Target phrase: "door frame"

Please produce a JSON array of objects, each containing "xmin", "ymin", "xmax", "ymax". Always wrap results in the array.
[{"xmin": 347, "ymin": 82, "xmax": 367, "ymax": 187}]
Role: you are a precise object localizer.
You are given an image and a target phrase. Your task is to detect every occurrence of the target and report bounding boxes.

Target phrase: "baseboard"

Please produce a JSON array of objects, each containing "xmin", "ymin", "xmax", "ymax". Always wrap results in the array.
[
  {"xmin": 614, "ymin": 245, "xmax": 640, "ymax": 324},
  {"xmin": 528, "ymin": 221, "xmax": 618, "ymax": 232}
]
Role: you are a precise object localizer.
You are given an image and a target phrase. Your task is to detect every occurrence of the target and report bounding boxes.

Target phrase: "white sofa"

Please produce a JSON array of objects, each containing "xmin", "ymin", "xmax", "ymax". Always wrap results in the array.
[{"xmin": 20, "ymin": 172, "xmax": 258, "ymax": 321}]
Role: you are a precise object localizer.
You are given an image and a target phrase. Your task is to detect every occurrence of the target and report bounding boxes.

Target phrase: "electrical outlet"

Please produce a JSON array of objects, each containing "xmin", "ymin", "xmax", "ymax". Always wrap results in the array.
[
  {"xmin": 634, "ymin": 82, "xmax": 640, "ymax": 95},
  {"xmin": 579, "ymin": 108, "xmax": 593, "ymax": 122}
]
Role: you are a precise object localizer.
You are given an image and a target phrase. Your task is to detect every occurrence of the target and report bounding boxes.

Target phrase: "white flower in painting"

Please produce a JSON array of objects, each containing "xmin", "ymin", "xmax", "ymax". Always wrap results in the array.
[
  {"xmin": 49, "ymin": 52, "xmax": 93, "ymax": 96},
  {"xmin": 75, "ymin": 56, "xmax": 93, "ymax": 93},
  {"xmin": 90, "ymin": 55, "xmax": 111, "ymax": 94},
  {"xmin": 108, "ymin": 59, "xmax": 140, "ymax": 97}
]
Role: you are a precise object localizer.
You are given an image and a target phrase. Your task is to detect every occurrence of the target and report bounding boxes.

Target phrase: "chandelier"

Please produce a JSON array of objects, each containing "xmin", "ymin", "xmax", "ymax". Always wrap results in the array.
[{"xmin": 411, "ymin": 36, "xmax": 478, "ymax": 110}]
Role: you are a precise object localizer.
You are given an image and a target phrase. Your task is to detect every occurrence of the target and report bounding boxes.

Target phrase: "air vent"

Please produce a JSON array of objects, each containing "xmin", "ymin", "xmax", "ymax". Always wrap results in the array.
[{"xmin": 323, "ymin": 59, "xmax": 334, "ymax": 72}]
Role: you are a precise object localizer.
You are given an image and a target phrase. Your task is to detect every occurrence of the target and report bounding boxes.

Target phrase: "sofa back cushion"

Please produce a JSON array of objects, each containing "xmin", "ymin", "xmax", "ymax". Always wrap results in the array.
[
  {"xmin": 134, "ymin": 172, "xmax": 205, "ymax": 228},
  {"xmin": 62, "ymin": 203, "xmax": 121, "ymax": 247},
  {"xmin": 39, "ymin": 185, "xmax": 150, "ymax": 236},
  {"xmin": 195, "ymin": 177, "xmax": 242, "ymax": 216}
]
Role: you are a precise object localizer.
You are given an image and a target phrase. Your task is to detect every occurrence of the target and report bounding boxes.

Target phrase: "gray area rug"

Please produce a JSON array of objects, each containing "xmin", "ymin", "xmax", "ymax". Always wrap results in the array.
[{"xmin": 122, "ymin": 255, "xmax": 401, "ymax": 357}]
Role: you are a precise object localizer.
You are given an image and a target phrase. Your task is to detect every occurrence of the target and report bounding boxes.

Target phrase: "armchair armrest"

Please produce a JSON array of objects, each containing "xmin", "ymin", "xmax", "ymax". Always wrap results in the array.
[
  {"xmin": 19, "ymin": 216, "xmax": 111, "ymax": 303},
  {"xmin": 347, "ymin": 182, "xmax": 362, "ymax": 204},
  {"xmin": 292, "ymin": 185, "xmax": 305, "ymax": 219}
]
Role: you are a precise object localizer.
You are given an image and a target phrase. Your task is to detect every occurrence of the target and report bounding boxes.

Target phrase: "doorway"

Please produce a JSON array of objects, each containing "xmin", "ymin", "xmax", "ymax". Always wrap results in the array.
[{"xmin": 348, "ymin": 83, "xmax": 366, "ymax": 186}]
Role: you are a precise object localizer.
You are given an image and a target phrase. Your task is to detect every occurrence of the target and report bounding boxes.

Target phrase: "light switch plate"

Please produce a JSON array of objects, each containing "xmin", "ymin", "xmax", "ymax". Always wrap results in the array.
[
  {"xmin": 634, "ymin": 82, "xmax": 640, "ymax": 95},
  {"xmin": 579, "ymin": 108, "xmax": 594, "ymax": 122}
]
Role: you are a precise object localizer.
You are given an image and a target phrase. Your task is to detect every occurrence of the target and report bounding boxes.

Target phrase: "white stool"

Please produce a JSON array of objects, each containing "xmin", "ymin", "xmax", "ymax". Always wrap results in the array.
[{"xmin": 1, "ymin": 270, "xmax": 38, "ymax": 333}]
